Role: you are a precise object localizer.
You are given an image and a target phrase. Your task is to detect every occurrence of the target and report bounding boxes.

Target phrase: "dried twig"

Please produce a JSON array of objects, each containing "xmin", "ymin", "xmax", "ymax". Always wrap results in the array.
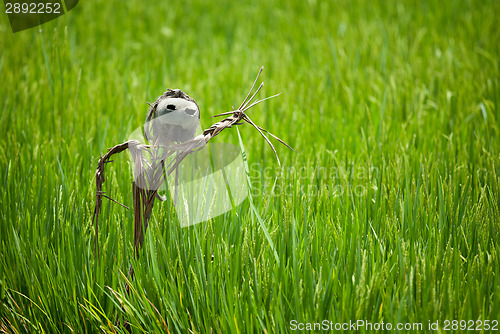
[{"xmin": 93, "ymin": 141, "xmax": 144, "ymax": 258}]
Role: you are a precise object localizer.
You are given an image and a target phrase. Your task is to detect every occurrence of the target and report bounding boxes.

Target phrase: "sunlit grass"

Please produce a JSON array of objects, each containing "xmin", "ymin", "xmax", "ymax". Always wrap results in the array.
[{"xmin": 0, "ymin": 0, "xmax": 499, "ymax": 332}]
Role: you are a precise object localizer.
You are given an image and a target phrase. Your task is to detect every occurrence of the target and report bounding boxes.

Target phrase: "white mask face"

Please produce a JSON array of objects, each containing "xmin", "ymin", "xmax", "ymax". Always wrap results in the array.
[
  {"xmin": 155, "ymin": 97, "xmax": 200, "ymax": 130},
  {"xmin": 144, "ymin": 96, "xmax": 201, "ymax": 144}
]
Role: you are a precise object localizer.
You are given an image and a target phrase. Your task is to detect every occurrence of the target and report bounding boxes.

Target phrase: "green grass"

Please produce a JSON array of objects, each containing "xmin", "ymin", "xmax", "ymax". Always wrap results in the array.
[{"xmin": 1, "ymin": 0, "xmax": 499, "ymax": 332}]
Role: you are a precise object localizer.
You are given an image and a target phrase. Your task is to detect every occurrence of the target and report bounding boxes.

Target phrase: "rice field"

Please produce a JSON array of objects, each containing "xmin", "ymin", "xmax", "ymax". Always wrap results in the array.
[{"xmin": 0, "ymin": 0, "xmax": 499, "ymax": 332}]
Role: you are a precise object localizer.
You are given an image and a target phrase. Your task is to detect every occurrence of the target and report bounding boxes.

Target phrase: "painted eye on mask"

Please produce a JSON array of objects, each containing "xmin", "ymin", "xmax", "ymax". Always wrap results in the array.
[{"xmin": 184, "ymin": 108, "xmax": 197, "ymax": 116}]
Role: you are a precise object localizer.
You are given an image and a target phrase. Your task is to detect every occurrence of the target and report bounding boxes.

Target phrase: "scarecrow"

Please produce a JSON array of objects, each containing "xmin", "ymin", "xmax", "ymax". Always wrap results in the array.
[{"xmin": 92, "ymin": 67, "xmax": 292, "ymax": 270}]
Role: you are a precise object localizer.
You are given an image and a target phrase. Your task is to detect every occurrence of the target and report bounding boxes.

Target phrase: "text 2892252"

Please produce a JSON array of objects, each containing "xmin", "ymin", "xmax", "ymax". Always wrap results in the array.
[{"xmin": 5, "ymin": 2, "xmax": 61, "ymax": 14}]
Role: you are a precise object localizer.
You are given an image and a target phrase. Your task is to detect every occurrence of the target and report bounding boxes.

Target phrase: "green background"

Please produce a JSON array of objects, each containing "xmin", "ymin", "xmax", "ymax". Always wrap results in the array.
[{"xmin": 1, "ymin": 0, "xmax": 499, "ymax": 332}]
